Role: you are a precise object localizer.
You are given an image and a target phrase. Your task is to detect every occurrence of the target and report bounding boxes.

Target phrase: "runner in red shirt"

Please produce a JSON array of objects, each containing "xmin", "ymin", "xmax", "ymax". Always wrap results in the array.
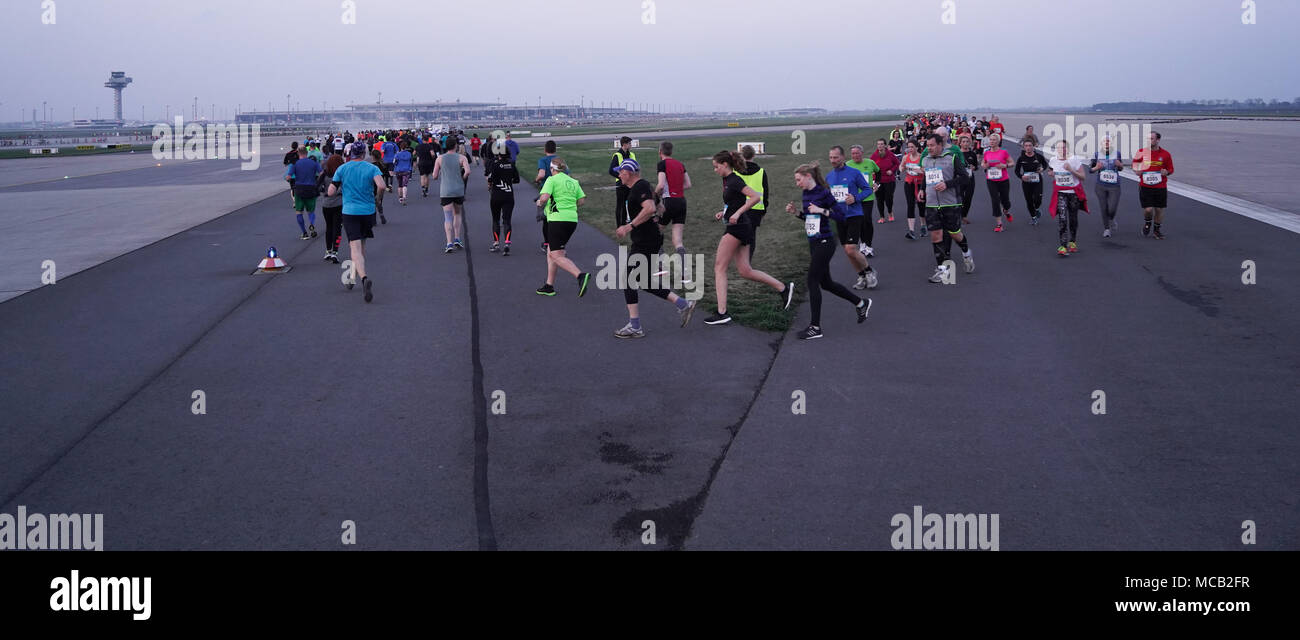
[
  {"xmin": 989, "ymin": 115, "xmax": 1006, "ymax": 136},
  {"xmin": 470, "ymin": 135, "xmax": 482, "ymax": 166},
  {"xmin": 1131, "ymin": 131, "xmax": 1174, "ymax": 239}
]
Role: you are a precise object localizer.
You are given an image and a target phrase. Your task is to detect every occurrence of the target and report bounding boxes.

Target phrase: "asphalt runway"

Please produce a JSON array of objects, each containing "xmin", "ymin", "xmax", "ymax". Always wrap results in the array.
[{"xmin": 1, "ymin": 137, "xmax": 1296, "ymax": 550}]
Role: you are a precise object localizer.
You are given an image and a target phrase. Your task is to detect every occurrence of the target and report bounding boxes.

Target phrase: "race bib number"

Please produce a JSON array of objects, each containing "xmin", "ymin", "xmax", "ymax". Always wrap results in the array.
[
  {"xmin": 1100, "ymin": 169, "xmax": 1118, "ymax": 184},
  {"xmin": 830, "ymin": 185, "xmax": 849, "ymax": 202},
  {"xmin": 1021, "ymin": 171, "xmax": 1040, "ymax": 183},
  {"xmin": 1054, "ymin": 171, "xmax": 1075, "ymax": 187},
  {"xmin": 905, "ymin": 163, "xmax": 921, "ymax": 176},
  {"xmin": 804, "ymin": 214, "xmax": 821, "ymax": 237},
  {"xmin": 1142, "ymin": 171, "xmax": 1162, "ymax": 186},
  {"xmin": 987, "ymin": 167, "xmax": 1003, "ymax": 180},
  {"xmin": 925, "ymin": 168, "xmax": 944, "ymax": 186}
]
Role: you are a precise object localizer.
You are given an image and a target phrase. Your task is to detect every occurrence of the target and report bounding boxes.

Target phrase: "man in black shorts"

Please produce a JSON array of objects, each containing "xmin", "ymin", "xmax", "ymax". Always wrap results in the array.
[
  {"xmin": 655, "ymin": 141, "xmax": 692, "ymax": 282},
  {"xmin": 327, "ymin": 143, "xmax": 386, "ymax": 303},
  {"xmin": 613, "ymin": 159, "xmax": 697, "ymax": 337},
  {"xmin": 416, "ymin": 135, "xmax": 437, "ymax": 198}
]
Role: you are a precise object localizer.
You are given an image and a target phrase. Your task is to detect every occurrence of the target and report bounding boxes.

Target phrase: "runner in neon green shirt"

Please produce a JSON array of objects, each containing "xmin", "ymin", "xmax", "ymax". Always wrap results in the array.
[
  {"xmin": 845, "ymin": 144, "xmax": 879, "ymax": 257},
  {"xmin": 534, "ymin": 157, "xmax": 592, "ymax": 297}
]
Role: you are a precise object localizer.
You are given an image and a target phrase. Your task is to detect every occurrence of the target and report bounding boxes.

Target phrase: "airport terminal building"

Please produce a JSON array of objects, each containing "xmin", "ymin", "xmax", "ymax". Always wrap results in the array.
[{"xmin": 234, "ymin": 101, "xmax": 641, "ymax": 126}]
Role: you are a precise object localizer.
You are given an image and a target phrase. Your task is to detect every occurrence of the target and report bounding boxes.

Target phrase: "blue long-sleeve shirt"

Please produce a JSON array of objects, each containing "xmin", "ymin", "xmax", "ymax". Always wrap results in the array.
[
  {"xmin": 824, "ymin": 165, "xmax": 873, "ymax": 217},
  {"xmin": 798, "ymin": 184, "xmax": 848, "ymax": 241}
]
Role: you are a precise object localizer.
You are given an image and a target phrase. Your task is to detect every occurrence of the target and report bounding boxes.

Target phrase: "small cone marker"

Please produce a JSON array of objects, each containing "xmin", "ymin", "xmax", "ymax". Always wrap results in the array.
[{"xmin": 253, "ymin": 246, "xmax": 291, "ymax": 274}]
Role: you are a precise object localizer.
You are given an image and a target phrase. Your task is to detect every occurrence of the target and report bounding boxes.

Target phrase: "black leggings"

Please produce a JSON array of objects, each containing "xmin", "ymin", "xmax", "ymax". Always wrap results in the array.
[
  {"xmin": 987, "ymin": 179, "xmax": 1011, "ymax": 214},
  {"xmin": 323, "ymin": 205, "xmax": 343, "ymax": 251},
  {"xmin": 874, "ymin": 181, "xmax": 896, "ymax": 217},
  {"xmin": 960, "ymin": 181, "xmax": 975, "ymax": 219},
  {"xmin": 490, "ymin": 192, "xmax": 514, "ymax": 243},
  {"xmin": 807, "ymin": 238, "xmax": 862, "ymax": 326},
  {"xmin": 1021, "ymin": 181, "xmax": 1043, "ymax": 217},
  {"xmin": 624, "ymin": 243, "xmax": 672, "ymax": 305},
  {"xmin": 903, "ymin": 182, "xmax": 920, "ymax": 219}
]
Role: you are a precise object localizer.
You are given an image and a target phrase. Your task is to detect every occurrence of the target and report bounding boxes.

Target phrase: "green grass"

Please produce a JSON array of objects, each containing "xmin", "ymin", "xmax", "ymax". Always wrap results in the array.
[
  {"xmin": 0, "ymin": 144, "xmax": 150, "ymax": 160},
  {"xmin": 517, "ymin": 114, "xmax": 899, "ymax": 137},
  {"xmin": 517, "ymin": 124, "xmax": 892, "ymax": 332}
]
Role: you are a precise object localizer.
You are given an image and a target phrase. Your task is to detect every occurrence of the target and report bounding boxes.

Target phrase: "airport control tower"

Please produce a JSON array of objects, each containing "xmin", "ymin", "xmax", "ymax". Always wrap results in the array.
[{"xmin": 103, "ymin": 71, "xmax": 133, "ymax": 124}]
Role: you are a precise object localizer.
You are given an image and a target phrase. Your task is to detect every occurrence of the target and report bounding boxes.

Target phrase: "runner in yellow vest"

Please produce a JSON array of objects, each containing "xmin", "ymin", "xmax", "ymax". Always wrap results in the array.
[{"xmin": 735, "ymin": 145, "xmax": 768, "ymax": 258}]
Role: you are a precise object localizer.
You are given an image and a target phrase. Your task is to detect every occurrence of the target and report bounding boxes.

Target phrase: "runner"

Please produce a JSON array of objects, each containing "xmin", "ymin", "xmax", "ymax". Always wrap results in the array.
[
  {"xmin": 416, "ymin": 135, "xmax": 437, "ymax": 198},
  {"xmin": 957, "ymin": 134, "xmax": 980, "ymax": 225},
  {"xmin": 900, "ymin": 139, "xmax": 925, "ymax": 239},
  {"xmin": 981, "ymin": 133, "xmax": 1014, "ymax": 231},
  {"xmin": 534, "ymin": 139, "xmax": 560, "ymax": 253},
  {"xmin": 1048, "ymin": 140, "xmax": 1089, "ymax": 256},
  {"xmin": 843, "ymin": 144, "xmax": 878, "ymax": 258},
  {"xmin": 916, "ymin": 134, "xmax": 975, "ymax": 283},
  {"xmin": 393, "ymin": 141, "xmax": 413, "ymax": 205},
  {"xmin": 381, "ymin": 136, "xmax": 398, "ymax": 192},
  {"xmin": 504, "ymin": 132, "xmax": 520, "ymax": 163},
  {"xmin": 432, "ymin": 137, "xmax": 471, "ymax": 253},
  {"xmin": 735, "ymin": 145, "xmax": 770, "ymax": 258},
  {"xmin": 988, "ymin": 115, "xmax": 1005, "ymax": 136},
  {"xmin": 284, "ymin": 147, "xmax": 322, "ymax": 240},
  {"xmin": 534, "ymin": 157, "xmax": 592, "ymax": 297},
  {"xmin": 609, "ymin": 136, "xmax": 637, "ymax": 228},
  {"xmin": 282, "ymin": 141, "xmax": 300, "ymax": 206},
  {"xmin": 612, "ymin": 159, "xmax": 697, "ymax": 337},
  {"xmin": 1022, "ymin": 125, "xmax": 1040, "ymax": 148},
  {"xmin": 1013, "ymin": 138, "xmax": 1050, "ymax": 224},
  {"xmin": 319, "ymin": 148, "xmax": 345, "ymax": 263},
  {"xmin": 655, "ymin": 141, "xmax": 692, "ymax": 277},
  {"xmin": 888, "ymin": 126, "xmax": 905, "ymax": 155},
  {"xmin": 369, "ymin": 148, "xmax": 389, "ymax": 225},
  {"xmin": 826, "ymin": 146, "xmax": 878, "ymax": 290},
  {"xmin": 1131, "ymin": 131, "xmax": 1173, "ymax": 239},
  {"xmin": 470, "ymin": 133, "xmax": 482, "ymax": 166},
  {"xmin": 785, "ymin": 161, "xmax": 871, "ymax": 339},
  {"xmin": 1089, "ymin": 135, "xmax": 1125, "ymax": 237},
  {"xmin": 484, "ymin": 139, "xmax": 518, "ymax": 255},
  {"xmin": 307, "ymin": 142, "xmax": 325, "ymax": 166},
  {"xmin": 327, "ymin": 142, "xmax": 385, "ymax": 303},
  {"xmin": 870, "ymin": 138, "xmax": 900, "ymax": 224},
  {"xmin": 704, "ymin": 150, "xmax": 792, "ymax": 326}
]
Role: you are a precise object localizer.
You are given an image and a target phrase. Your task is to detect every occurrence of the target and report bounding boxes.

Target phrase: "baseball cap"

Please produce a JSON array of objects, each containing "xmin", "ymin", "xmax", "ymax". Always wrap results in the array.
[
  {"xmin": 347, "ymin": 142, "xmax": 368, "ymax": 158},
  {"xmin": 617, "ymin": 159, "xmax": 640, "ymax": 173}
]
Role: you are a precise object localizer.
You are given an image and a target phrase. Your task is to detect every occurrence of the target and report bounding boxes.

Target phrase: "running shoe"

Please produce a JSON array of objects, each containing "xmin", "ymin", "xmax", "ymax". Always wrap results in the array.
[
  {"xmin": 400, "ymin": 198, "xmax": 406, "ymax": 206},
  {"xmin": 444, "ymin": 243, "xmax": 454, "ymax": 254},
  {"xmin": 380, "ymin": 214, "xmax": 387, "ymax": 225},
  {"xmin": 1006, "ymin": 213, "xmax": 1014, "ymax": 223},
  {"xmin": 329, "ymin": 252, "xmax": 340, "ymax": 264},
  {"xmin": 535, "ymin": 284, "xmax": 556, "ymax": 296},
  {"xmin": 856, "ymin": 298, "xmax": 872, "ymax": 323},
  {"xmin": 1152, "ymin": 226, "xmax": 1164, "ymax": 240},
  {"xmin": 1057, "ymin": 245, "xmax": 1068, "ymax": 257},
  {"xmin": 386, "ymin": 186, "xmax": 392, "ymax": 193},
  {"xmin": 782, "ymin": 282, "xmax": 795, "ymax": 310},
  {"xmin": 1111, "ymin": 220, "xmax": 1118, "ymax": 232},
  {"xmin": 853, "ymin": 274, "xmax": 867, "ymax": 290},
  {"xmin": 489, "ymin": 242, "xmax": 499, "ymax": 253},
  {"xmin": 1030, "ymin": 215, "xmax": 1040, "ymax": 226},
  {"xmin": 1103, "ymin": 228, "xmax": 1112, "ymax": 238},
  {"xmin": 502, "ymin": 244, "xmax": 510, "ymax": 256},
  {"xmin": 362, "ymin": 277, "xmax": 373, "ymax": 303},
  {"xmin": 1068, "ymin": 242, "xmax": 1078, "ymax": 253},
  {"xmin": 887, "ymin": 214, "xmax": 895, "ymax": 222},
  {"xmin": 422, "ymin": 188, "xmax": 428, "ymax": 197},
  {"xmin": 905, "ymin": 230, "xmax": 918, "ymax": 240},
  {"xmin": 861, "ymin": 245, "xmax": 874, "ymax": 258},
  {"xmin": 865, "ymin": 269, "xmax": 879, "ymax": 289},
  {"xmin": 796, "ymin": 325, "xmax": 823, "ymax": 340},
  {"xmin": 1142, "ymin": 221, "xmax": 1152, "ymax": 237},
  {"xmin": 577, "ymin": 272, "xmax": 591, "ymax": 297},
  {"xmin": 928, "ymin": 265, "xmax": 947, "ymax": 284},
  {"xmin": 963, "ymin": 253, "xmax": 975, "ymax": 274},
  {"xmin": 309, "ymin": 225, "xmax": 318, "ymax": 238},
  {"xmin": 877, "ymin": 217, "xmax": 886, "ymax": 224},
  {"xmin": 322, "ymin": 250, "xmax": 333, "ymax": 262},
  {"xmin": 345, "ymin": 275, "xmax": 354, "ymax": 290},
  {"xmin": 993, "ymin": 224, "xmax": 1003, "ymax": 233},
  {"xmin": 300, "ymin": 232, "xmax": 310, "ymax": 240},
  {"xmin": 614, "ymin": 323, "xmax": 645, "ymax": 339},
  {"xmin": 704, "ymin": 311, "xmax": 732, "ymax": 325},
  {"xmin": 679, "ymin": 299, "xmax": 697, "ymax": 327},
  {"xmin": 454, "ymin": 239, "xmax": 464, "ymax": 249}
]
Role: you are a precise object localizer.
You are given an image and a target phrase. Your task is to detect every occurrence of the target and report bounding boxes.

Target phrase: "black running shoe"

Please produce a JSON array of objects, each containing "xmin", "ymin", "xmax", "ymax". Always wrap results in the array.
[
  {"xmin": 1152, "ymin": 225, "xmax": 1164, "ymax": 240},
  {"xmin": 704, "ymin": 312, "xmax": 732, "ymax": 325},
  {"xmin": 309, "ymin": 225, "xmax": 317, "ymax": 238},
  {"xmin": 1142, "ymin": 221, "xmax": 1152, "ymax": 237},
  {"xmin": 577, "ymin": 272, "xmax": 591, "ymax": 297},
  {"xmin": 380, "ymin": 214, "xmax": 388, "ymax": 225},
  {"xmin": 797, "ymin": 325, "xmax": 823, "ymax": 340},
  {"xmin": 502, "ymin": 244, "xmax": 510, "ymax": 256},
  {"xmin": 362, "ymin": 277, "xmax": 373, "ymax": 303},
  {"xmin": 536, "ymin": 284, "xmax": 556, "ymax": 296},
  {"xmin": 856, "ymin": 298, "xmax": 872, "ymax": 323}
]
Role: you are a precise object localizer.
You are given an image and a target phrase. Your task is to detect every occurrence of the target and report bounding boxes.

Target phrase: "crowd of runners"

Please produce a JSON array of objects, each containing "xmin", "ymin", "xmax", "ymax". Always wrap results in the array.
[{"xmin": 277, "ymin": 113, "xmax": 1175, "ymax": 340}]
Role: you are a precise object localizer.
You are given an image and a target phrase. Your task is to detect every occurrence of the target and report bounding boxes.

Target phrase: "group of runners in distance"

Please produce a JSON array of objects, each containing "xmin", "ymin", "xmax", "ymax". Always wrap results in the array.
[{"xmin": 278, "ymin": 113, "xmax": 1174, "ymax": 340}]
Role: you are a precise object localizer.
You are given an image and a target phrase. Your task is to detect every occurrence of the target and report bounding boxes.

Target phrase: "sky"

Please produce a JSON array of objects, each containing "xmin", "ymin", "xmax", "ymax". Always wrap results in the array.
[{"xmin": 2, "ymin": 0, "xmax": 1297, "ymax": 122}]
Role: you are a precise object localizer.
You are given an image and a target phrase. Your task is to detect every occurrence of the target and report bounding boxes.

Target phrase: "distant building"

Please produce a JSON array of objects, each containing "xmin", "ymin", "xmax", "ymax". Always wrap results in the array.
[{"xmin": 235, "ymin": 101, "xmax": 648, "ymax": 126}]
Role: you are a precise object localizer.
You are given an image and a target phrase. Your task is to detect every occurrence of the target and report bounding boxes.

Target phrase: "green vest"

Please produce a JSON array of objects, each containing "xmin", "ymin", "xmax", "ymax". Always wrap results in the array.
[
  {"xmin": 613, "ymin": 150, "xmax": 637, "ymax": 182},
  {"xmin": 736, "ymin": 166, "xmax": 765, "ymax": 210}
]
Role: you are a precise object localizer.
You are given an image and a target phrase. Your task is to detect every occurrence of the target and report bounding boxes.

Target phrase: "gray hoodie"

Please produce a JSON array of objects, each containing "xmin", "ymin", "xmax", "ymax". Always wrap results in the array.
[{"xmin": 920, "ymin": 148, "xmax": 968, "ymax": 208}]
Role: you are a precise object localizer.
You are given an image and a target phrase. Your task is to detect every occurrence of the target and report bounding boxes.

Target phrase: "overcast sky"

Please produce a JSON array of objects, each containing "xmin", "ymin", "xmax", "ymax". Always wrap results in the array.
[{"xmin": 2, "ymin": 0, "xmax": 1296, "ymax": 121}]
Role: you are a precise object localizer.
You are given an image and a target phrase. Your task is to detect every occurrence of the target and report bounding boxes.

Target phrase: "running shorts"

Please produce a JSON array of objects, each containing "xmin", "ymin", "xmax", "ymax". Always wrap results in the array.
[
  {"xmin": 724, "ymin": 220, "xmax": 754, "ymax": 246},
  {"xmin": 342, "ymin": 213, "xmax": 376, "ymax": 241},
  {"xmin": 924, "ymin": 206, "xmax": 963, "ymax": 233},
  {"xmin": 440, "ymin": 196, "xmax": 465, "ymax": 206},
  {"xmin": 418, "ymin": 162, "xmax": 434, "ymax": 176},
  {"xmin": 1139, "ymin": 186, "xmax": 1167, "ymax": 209},
  {"xmin": 396, "ymin": 171, "xmax": 411, "ymax": 188},
  {"xmin": 293, "ymin": 196, "xmax": 317, "ymax": 212},
  {"xmin": 835, "ymin": 216, "xmax": 864, "ymax": 245},
  {"xmin": 660, "ymin": 197, "xmax": 687, "ymax": 225},
  {"xmin": 546, "ymin": 220, "xmax": 578, "ymax": 250}
]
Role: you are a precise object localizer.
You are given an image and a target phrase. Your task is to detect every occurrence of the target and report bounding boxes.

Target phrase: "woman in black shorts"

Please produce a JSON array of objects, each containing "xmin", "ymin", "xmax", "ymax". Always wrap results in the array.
[{"xmin": 703, "ymin": 150, "xmax": 792, "ymax": 326}]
